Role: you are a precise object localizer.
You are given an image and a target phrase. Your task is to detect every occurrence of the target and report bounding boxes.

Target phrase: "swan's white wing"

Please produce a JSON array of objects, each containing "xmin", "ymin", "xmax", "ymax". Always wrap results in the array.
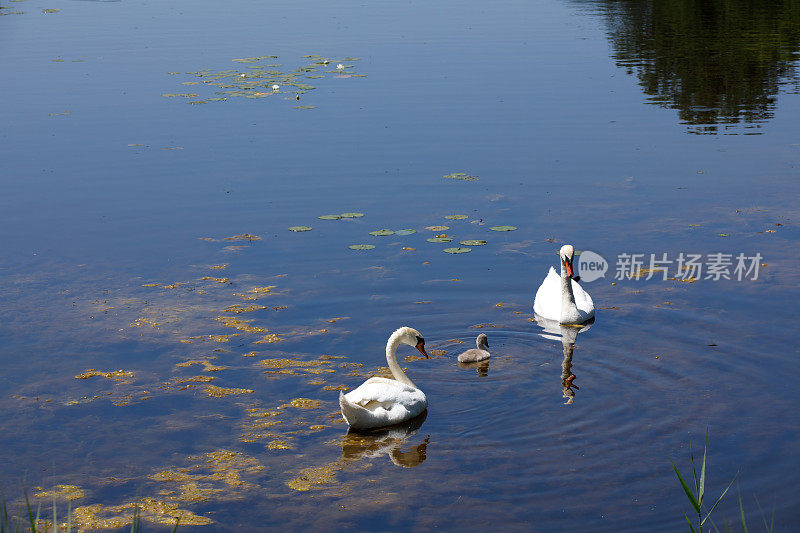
[
  {"xmin": 533, "ymin": 267, "xmax": 561, "ymax": 321},
  {"xmin": 571, "ymin": 279, "xmax": 595, "ymax": 319},
  {"xmin": 457, "ymin": 349, "xmax": 490, "ymax": 363},
  {"xmin": 340, "ymin": 377, "xmax": 427, "ymax": 429}
]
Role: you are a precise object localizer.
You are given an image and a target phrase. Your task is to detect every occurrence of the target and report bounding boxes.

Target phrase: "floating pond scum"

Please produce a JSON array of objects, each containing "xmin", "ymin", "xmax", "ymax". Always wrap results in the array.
[{"xmin": 164, "ymin": 55, "xmax": 363, "ymax": 106}]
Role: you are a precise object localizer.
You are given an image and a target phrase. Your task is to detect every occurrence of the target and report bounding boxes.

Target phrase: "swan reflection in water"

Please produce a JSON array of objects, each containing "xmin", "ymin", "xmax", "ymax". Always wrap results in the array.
[
  {"xmin": 341, "ymin": 410, "xmax": 429, "ymax": 468},
  {"xmin": 533, "ymin": 313, "xmax": 593, "ymax": 404}
]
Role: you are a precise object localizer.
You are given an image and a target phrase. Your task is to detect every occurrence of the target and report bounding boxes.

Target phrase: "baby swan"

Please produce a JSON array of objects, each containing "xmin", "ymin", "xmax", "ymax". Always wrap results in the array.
[{"xmin": 457, "ymin": 333, "xmax": 490, "ymax": 363}]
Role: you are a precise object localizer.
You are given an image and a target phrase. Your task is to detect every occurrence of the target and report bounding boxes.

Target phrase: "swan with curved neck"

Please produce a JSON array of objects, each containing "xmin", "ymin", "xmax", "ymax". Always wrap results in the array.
[
  {"xmin": 339, "ymin": 326, "xmax": 429, "ymax": 430},
  {"xmin": 533, "ymin": 244, "xmax": 595, "ymax": 324}
]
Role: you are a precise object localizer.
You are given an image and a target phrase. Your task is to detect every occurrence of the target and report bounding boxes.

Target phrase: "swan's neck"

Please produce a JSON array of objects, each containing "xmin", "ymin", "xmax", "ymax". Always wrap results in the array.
[
  {"xmin": 560, "ymin": 260, "xmax": 580, "ymax": 322},
  {"xmin": 386, "ymin": 331, "xmax": 417, "ymax": 388}
]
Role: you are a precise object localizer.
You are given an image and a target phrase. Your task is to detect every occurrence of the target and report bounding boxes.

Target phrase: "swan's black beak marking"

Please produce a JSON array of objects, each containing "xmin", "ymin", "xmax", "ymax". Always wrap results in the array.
[{"xmin": 415, "ymin": 336, "xmax": 429, "ymax": 358}]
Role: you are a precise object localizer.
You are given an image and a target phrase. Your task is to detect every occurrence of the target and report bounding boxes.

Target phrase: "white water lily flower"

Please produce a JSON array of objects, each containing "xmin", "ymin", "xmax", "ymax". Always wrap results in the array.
[
  {"xmin": 336, "ymin": 64, "xmax": 344, "ymax": 70},
  {"xmin": 272, "ymin": 84, "xmax": 280, "ymax": 91}
]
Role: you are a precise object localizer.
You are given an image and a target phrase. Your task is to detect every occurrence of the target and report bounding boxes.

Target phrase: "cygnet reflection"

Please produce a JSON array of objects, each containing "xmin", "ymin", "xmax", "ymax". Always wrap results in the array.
[
  {"xmin": 457, "ymin": 359, "xmax": 490, "ymax": 377},
  {"xmin": 533, "ymin": 313, "xmax": 593, "ymax": 404},
  {"xmin": 340, "ymin": 410, "xmax": 429, "ymax": 468}
]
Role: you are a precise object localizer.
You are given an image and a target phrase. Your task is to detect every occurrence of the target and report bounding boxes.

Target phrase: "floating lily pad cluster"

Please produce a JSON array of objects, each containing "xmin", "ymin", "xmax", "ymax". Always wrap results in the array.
[
  {"xmin": 318, "ymin": 212, "xmax": 364, "ymax": 220},
  {"xmin": 164, "ymin": 55, "xmax": 364, "ymax": 106},
  {"xmin": 287, "ymin": 211, "xmax": 517, "ymax": 254},
  {"xmin": 0, "ymin": 5, "xmax": 24, "ymax": 15}
]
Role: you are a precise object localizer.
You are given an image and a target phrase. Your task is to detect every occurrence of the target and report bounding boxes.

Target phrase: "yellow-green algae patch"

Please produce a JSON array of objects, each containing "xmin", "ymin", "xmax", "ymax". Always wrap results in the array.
[
  {"xmin": 204, "ymin": 385, "xmax": 254, "ymax": 397},
  {"xmin": 176, "ymin": 360, "xmax": 228, "ymax": 372},
  {"xmin": 191, "ymin": 449, "xmax": 265, "ymax": 487},
  {"xmin": 200, "ymin": 276, "xmax": 230, "ymax": 283},
  {"xmin": 224, "ymin": 233, "xmax": 261, "ymax": 241},
  {"xmin": 240, "ymin": 408, "xmax": 283, "ymax": 442},
  {"xmin": 74, "ymin": 498, "xmax": 212, "ymax": 529},
  {"xmin": 280, "ymin": 398, "xmax": 321, "ymax": 409},
  {"xmin": 149, "ymin": 449, "xmax": 265, "ymax": 505},
  {"xmin": 248, "ymin": 285, "xmax": 276, "ymax": 294},
  {"xmin": 259, "ymin": 357, "xmax": 333, "ymax": 374},
  {"xmin": 223, "ymin": 304, "xmax": 268, "ymax": 314},
  {"xmin": 75, "ymin": 369, "xmax": 134, "ymax": 383},
  {"xmin": 34, "ymin": 484, "xmax": 85, "ymax": 501},
  {"xmin": 286, "ymin": 461, "xmax": 345, "ymax": 491},
  {"xmin": 215, "ymin": 315, "xmax": 267, "ymax": 333},
  {"xmin": 254, "ymin": 333, "xmax": 282, "ymax": 344},
  {"xmin": 180, "ymin": 333, "xmax": 239, "ymax": 343}
]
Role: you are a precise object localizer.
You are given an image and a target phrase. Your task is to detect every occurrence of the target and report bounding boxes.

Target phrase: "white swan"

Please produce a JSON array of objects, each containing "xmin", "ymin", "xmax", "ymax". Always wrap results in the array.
[
  {"xmin": 339, "ymin": 326, "xmax": 429, "ymax": 430},
  {"xmin": 457, "ymin": 333, "xmax": 490, "ymax": 363},
  {"xmin": 533, "ymin": 244, "xmax": 595, "ymax": 324}
]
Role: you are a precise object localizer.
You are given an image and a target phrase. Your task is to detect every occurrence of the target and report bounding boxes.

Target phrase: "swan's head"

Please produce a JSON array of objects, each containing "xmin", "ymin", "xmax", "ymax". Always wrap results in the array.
[
  {"xmin": 560, "ymin": 244, "xmax": 576, "ymax": 278},
  {"xmin": 476, "ymin": 333, "xmax": 489, "ymax": 349},
  {"xmin": 396, "ymin": 326, "xmax": 429, "ymax": 358}
]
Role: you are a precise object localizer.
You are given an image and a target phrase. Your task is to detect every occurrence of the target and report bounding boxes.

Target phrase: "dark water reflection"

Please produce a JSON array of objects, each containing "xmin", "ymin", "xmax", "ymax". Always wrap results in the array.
[{"xmin": 582, "ymin": 0, "xmax": 800, "ymax": 133}]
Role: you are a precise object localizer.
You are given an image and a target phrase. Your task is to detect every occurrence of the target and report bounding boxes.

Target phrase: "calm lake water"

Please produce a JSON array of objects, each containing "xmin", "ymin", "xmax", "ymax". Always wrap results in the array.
[{"xmin": 2, "ymin": 0, "xmax": 799, "ymax": 530}]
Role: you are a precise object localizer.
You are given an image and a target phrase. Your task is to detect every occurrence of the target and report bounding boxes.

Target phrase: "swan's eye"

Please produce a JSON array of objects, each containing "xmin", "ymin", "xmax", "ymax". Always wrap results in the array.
[{"xmin": 416, "ymin": 336, "xmax": 424, "ymax": 345}]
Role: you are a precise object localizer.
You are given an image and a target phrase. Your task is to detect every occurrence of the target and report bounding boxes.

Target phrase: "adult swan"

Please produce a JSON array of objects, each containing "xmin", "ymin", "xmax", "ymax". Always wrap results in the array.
[
  {"xmin": 533, "ymin": 244, "xmax": 595, "ymax": 324},
  {"xmin": 339, "ymin": 326, "xmax": 429, "ymax": 430}
]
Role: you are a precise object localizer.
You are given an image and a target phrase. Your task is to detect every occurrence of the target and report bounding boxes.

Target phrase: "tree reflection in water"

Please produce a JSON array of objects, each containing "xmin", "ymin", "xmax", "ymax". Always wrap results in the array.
[{"xmin": 584, "ymin": 0, "xmax": 800, "ymax": 133}]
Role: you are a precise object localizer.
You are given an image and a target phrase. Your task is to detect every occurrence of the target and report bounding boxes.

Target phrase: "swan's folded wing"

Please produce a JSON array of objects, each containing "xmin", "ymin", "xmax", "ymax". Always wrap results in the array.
[
  {"xmin": 571, "ymin": 280, "xmax": 595, "ymax": 316},
  {"xmin": 345, "ymin": 378, "xmax": 424, "ymax": 409},
  {"xmin": 533, "ymin": 267, "xmax": 561, "ymax": 318}
]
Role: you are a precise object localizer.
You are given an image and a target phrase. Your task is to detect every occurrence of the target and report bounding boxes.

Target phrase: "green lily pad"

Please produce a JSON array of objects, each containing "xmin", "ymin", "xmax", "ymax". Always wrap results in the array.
[
  {"xmin": 349, "ymin": 244, "xmax": 375, "ymax": 250},
  {"xmin": 460, "ymin": 240, "xmax": 486, "ymax": 246},
  {"xmin": 444, "ymin": 247, "xmax": 471, "ymax": 254},
  {"xmin": 288, "ymin": 226, "xmax": 312, "ymax": 232},
  {"xmin": 318, "ymin": 214, "xmax": 342, "ymax": 220},
  {"xmin": 444, "ymin": 172, "xmax": 477, "ymax": 181},
  {"xmin": 369, "ymin": 229, "xmax": 394, "ymax": 236},
  {"xmin": 427, "ymin": 237, "xmax": 453, "ymax": 243},
  {"xmin": 444, "ymin": 215, "xmax": 468, "ymax": 220},
  {"xmin": 490, "ymin": 226, "xmax": 517, "ymax": 232},
  {"xmin": 718, "ymin": 233, "xmax": 730, "ymax": 237},
  {"xmin": 294, "ymin": 105, "xmax": 315, "ymax": 109},
  {"xmin": 395, "ymin": 229, "xmax": 417, "ymax": 236},
  {"xmin": 426, "ymin": 225, "xmax": 450, "ymax": 231},
  {"xmin": 688, "ymin": 224, "xmax": 701, "ymax": 227},
  {"xmin": 339, "ymin": 212, "xmax": 364, "ymax": 218}
]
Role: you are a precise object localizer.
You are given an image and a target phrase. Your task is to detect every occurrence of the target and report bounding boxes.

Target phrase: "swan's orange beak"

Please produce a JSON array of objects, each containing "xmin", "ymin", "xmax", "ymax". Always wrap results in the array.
[
  {"xmin": 565, "ymin": 257, "xmax": 574, "ymax": 278},
  {"xmin": 415, "ymin": 338, "xmax": 429, "ymax": 358}
]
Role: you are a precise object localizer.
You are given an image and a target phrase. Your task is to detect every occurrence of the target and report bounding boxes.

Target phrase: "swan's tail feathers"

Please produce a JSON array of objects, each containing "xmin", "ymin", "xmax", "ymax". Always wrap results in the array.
[{"xmin": 339, "ymin": 391, "xmax": 365, "ymax": 428}]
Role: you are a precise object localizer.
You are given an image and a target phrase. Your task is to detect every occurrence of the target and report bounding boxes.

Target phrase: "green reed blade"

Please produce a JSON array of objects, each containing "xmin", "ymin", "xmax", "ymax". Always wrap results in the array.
[{"xmin": 671, "ymin": 459, "xmax": 701, "ymax": 513}]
